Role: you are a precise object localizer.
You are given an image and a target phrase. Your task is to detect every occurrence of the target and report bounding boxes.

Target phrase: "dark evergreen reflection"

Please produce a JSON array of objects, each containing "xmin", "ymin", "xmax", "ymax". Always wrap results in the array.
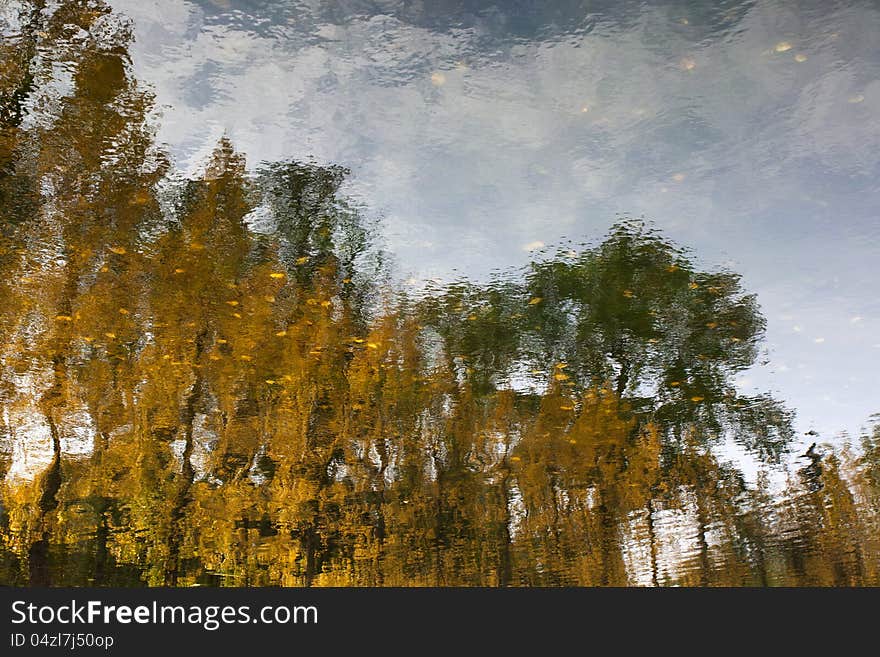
[{"xmin": 1, "ymin": 0, "xmax": 878, "ymax": 587}]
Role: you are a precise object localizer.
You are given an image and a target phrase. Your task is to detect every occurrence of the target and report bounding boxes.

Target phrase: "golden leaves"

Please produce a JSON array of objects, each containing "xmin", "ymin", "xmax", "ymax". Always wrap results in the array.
[
  {"xmin": 774, "ymin": 41, "xmax": 793, "ymax": 53},
  {"xmin": 269, "ymin": 272, "xmax": 285, "ymax": 279},
  {"xmin": 528, "ymin": 297, "xmax": 543, "ymax": 305},
  {"xmin": 108, "ymin": 246, "xmax": 126, "ymax": 255}
]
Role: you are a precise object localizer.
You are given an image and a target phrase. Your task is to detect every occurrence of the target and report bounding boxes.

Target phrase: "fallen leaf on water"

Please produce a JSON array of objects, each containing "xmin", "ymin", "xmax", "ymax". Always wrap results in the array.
[
  {"xmin": 622, "ymin": 289, "xmax": 635, "ymax": 298},
  {"xmin": 239, "ymin": 355, "xmax": 252, "ymax": 361},
  {"xmin": 689, "ymin": 282, "xmax": 700, "ymax": 289},
  {"xmin": 225, "ymin": 300, "xmax": 239, "ymax": 306},
  {"xmin": 554, "ymin": 373, "xmax": 570, "ymax": 381},
  {"xmin": 691, "ymin": 395, "xmax": 704, "ymax": 402},
  {"xmin": 174, "ymin": 268, "xmax": 185, "ymax": 274},
  {"xmin": 774, "ymin": 41, "xmax": 793, "ymax": 52},
  {"xmin": 108, "ymin": 246, "xmax": 126, "ymax": 255},
  {"xmin": 367, "ymin": 343, "xmax": 379, "ymax": 350},
  {"xmin": 794, "ymin": 53, "xmax": 807, "ymax": 62},
  {"xmin": 706, "ymin": 322, "xmax": 718, "ymax": 329},
  {"xmin": 275, "ymin": 330, "xmax": 287, "ymax": 337},
  {"xmin": 269, "ymin": 272, "xmax": 285, "ymax": 279},
  {"xmin": 55, "ymin": 315, "xmax": 72, "ymax": 321},
  {"xmin": 105, "ymin": 332, "xmax": 116, "ymax": 339},
  {"xmin": 296, "ymin": 256, "xmax": 309, "ymax": 265},
  {"xmin": 528, "ymin": 297, "xmax": 543, "ymax": 305},
  {"xmin": 264, "ymin": 296, "xmax": 276, "ymax": 303}
]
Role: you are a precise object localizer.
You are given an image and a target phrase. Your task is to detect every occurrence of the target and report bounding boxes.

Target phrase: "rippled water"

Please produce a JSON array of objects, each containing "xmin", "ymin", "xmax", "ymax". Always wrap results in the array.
[{"xmin": 0, "ymin": 0, "xmax": 878, "ymax": 586}]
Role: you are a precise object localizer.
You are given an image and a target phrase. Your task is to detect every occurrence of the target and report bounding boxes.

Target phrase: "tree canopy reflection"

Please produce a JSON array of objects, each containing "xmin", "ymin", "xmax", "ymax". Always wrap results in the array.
[{"xmin": 1, "ymin": 0, "xmax": 878, "ymax": 586}]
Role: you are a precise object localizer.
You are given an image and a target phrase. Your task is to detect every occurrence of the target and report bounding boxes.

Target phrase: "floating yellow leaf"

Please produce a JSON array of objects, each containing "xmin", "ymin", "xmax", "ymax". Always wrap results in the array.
[
  {"xmin": 226, "ymin": 300, "xmax": 239, "ymax": 306},
  {"xmin": 104, "ymin": 332, "xmax": 116, "ymax": 339},
  {"xmin": 367, "ymin": 343, "xmax": 379, "ymax": 350},
  {"xmin": 209, "ymin": 354, "xmax": 221, "ymax": 361},
  {"xmin": 689, "ymin": 282, "xmax": 700, "ymax": 289},
  {"xmin": 189, "ymin": 242, "xmax": 204, "ymax": 250},
  {"xmin": 569, "ymin": 439, "xmax": 577, "ymax": 444},
  {"xmin": 55, "ymin": 315, "xmax": 72, "ymax": 321},
  {"xmin": 232, "ymin": 313, "xmax": 242, "ymax": 319},
  {"xmin": 174, "ymin": 268, "xmax": 185, "ymax": 274},
  {"xmin": 119, "ymin": 308, "xmax": 130, "ymax": 315},
  {"xmin": 730, "ymin": 337, "xmax": 742, "ymax": 342},
  {"xmin": 706, "ymin": 322, "xmax": 718, "ymax": 329},
  {"xmin": 265, "ymin": 379, "xmax": 276, "ymax": 385},
  {"xmin": 669, "ymin": 381, "xmax": 681, "ymax": 387},
  {"xmin": 216, "ymin": 339, "xmax": 227, "ymax": 344},
  {"xmin": 342, "ymin": 278, "xmax": 352, "ymax": 284},
  {"xmin": 528, "ymin": 297, "xmax": 543, "ymax": 305},
  {"xmin": 269, "ymin": 272, "xmax": 285, "ymax": 279},
  {"xmin": 99, "ymin": 266, "xmax": 109, "ymax": 273},
  {"xmin": 774, "ymin": 41, "xmax": 793, "ymax": 52},
  {"xmin": 306, "ymin": 298, "xmax": 318, "ymax": 305},
  {"xmin": 353, "ymin": 338, "xmax": 365, "ymax": 344},
  {"xmin": 275, "ymin": 330, "xmax": 287, "ymax": 337},
  {"xmin": 239, "ymin": 355, "xmax": 252, "ymax": 361},
  {"xmin": 622, "ymin": 289, "xmax": 634, "ymax": 298},
  {"xmin": 511, "ymin": 456, "xmax": 521, "ymax": 462},
  {"xmin": 467, "ymin": 315, "xmax": 477, "ymax": 320},
  {"xmin": 794, "ymin": 53, "xmax": 807, "ymax": 62},
  {"xmin": 648, "ymin": 338, "xmax": 659, "ymax": 343},
  {"xmin": 555, "ymin": 362, "xmax": 568, "ymax": 369},
  {"xmin": 560, "ymin": 405, "xmax": 574, "ymax": 411},
  {"xmin": 296, "ymin": 256, "xmax": 309, "ymax": 265},
  {"xmin": 108, "ymin": 246, "xmax": 126, "ymax": 255},
  {"xmin": 666, "ymin": 264, "xmax": 679, "ymax": 272},
  {"xmin": 82, "ymin": 336, "xmax": 93, "ymax": 342},
  {"xmin": 264, "ymin": 296, "xmax": 276, "ymax": 303},
  {"xmin": 691, "ymin": 395, "xmax": 704, "ymax": 402},
  {"xmin": 554, "ymin": 372, "xmax": 570, "ymax": 381},
  {"xmin": 679, "ymin": 57, "xmax": 696, "ymax": 71},
  {"xmin": 320, "ymin": 300, "xmax": 332, "ymax": 308}
]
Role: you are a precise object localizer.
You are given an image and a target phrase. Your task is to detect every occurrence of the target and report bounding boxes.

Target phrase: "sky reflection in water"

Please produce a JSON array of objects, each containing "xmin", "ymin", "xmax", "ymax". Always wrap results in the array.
[{"xmin": 112, "ymin": 0, "xmax": 879, "ymax": 439}]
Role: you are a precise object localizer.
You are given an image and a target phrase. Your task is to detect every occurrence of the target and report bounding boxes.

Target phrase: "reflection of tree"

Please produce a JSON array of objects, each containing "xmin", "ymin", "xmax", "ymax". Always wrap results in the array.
[{"xmin": 1, "ymin": 0, "xmax": 879, "ymax": 587}]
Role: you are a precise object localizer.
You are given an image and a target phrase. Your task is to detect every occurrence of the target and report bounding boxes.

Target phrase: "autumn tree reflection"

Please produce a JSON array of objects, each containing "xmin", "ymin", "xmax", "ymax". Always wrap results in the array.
[{"xmin": 1, "ymin": 0, "xmax": 878, "ymax": 587}]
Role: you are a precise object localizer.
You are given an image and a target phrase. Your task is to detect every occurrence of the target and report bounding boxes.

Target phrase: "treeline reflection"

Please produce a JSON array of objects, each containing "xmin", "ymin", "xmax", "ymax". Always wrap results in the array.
[{"xmin": 1, "ymin": 0, "xmax": 878, "ymax": 586}]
